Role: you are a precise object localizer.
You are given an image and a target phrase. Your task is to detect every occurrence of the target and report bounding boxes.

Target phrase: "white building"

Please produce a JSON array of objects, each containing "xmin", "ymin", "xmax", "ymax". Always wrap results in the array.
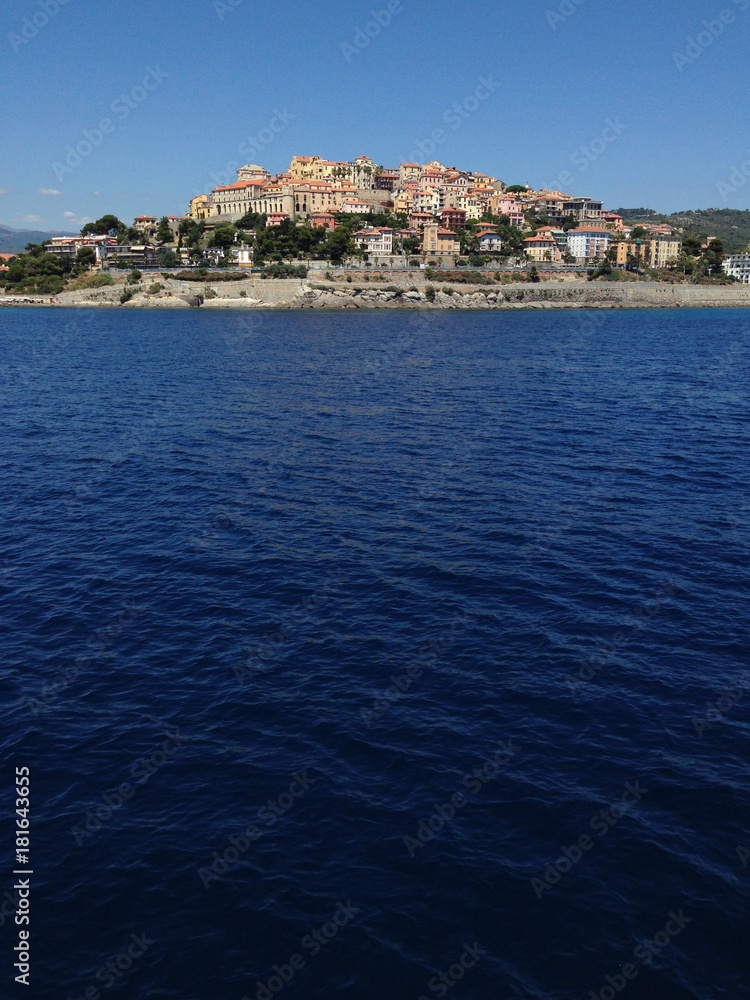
[
  {"xmin": 352, "ymin": 226, "xmax": 393, "ymax": 255},
  {"xmin": 723, "ymin": 253, "xmax": 750, "ymax": 283},
  {"xmin": 567, "ymin": 227, "xmax": 611, "ymax": 262},
  {"xmin": 340, "ymin": 200, "xmax": 372, "ymax": 214}
]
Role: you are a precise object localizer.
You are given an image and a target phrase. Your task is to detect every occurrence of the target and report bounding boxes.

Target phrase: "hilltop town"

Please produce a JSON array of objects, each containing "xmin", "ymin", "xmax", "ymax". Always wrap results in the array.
[{"xmin": 3, "ymin": 153, "xmax": 750, "ymax": 298}]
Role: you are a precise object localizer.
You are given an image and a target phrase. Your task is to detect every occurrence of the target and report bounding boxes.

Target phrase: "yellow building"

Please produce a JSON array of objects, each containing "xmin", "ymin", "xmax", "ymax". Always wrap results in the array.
[
  {"xmin": 189, "ymin": 194, "xmax": 213, "ymax": 221},
  {"xmin": 422, "ymin": 223, "xmax": 460, "ymax": 257},
  {"xmin": 393, "ymin": 190, "xmax": 413, "ymax": 213},
  {"xmin": 613, "ymin": 238, "xmax": 682, "ymax": 268}
]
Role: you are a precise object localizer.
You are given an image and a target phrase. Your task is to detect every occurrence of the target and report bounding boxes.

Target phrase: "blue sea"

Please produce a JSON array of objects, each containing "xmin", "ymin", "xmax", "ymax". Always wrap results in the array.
[{"xmin": 1, "ymin": 307, "xmax": 748, "ymax": 1000}]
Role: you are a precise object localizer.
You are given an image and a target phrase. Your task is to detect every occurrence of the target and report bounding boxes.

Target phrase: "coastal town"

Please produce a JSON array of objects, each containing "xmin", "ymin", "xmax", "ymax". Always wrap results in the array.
[{"xmin": 3, "ymin": 153, "xmax": 750, "ymax": 298}]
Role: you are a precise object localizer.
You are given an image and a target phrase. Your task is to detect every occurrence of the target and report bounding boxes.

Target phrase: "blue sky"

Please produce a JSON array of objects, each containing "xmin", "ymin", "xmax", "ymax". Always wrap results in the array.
[{"xmin": 1, "ymin": 0, "xmax": 749, "ymax": 231}]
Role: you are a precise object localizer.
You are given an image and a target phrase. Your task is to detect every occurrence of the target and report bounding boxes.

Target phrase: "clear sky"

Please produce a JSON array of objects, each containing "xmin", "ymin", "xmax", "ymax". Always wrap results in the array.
[{"xmin": 2, "ymin": 0, "xmax": 749, "ymax": 231}]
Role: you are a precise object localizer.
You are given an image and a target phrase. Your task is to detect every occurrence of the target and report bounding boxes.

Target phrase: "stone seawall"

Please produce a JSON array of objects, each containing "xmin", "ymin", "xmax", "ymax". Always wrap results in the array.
[{"xmin": 8, "ymin": 277, "xmax": 750, "ymax": 310}]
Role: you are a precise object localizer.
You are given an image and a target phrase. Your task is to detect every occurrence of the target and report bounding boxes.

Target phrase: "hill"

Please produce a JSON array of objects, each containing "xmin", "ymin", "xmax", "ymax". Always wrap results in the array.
[
  {"xmin": 615, "ymin": 208, "xmax": 750, "ymax": 253},
  {"xmin": 0, "ymin": 223, "xmax": 77, "ymax": 255}
]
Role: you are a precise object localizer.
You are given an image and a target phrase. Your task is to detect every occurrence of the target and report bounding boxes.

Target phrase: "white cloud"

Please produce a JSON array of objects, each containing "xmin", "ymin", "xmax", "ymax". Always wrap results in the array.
[
  {"xmin": 93, "ymin": 190, "xmax": 101, "ymax": 196},
  {"xmin": 0, "ymin": 186, "xmax": 9, "ymax": 195},
  {"xmin": 39, "ymin": 188, "xmax": 61, "ymax": 196},
  {"xmin": 18, "ymin": 215, "xmax": 43, "ymax": 224},
  {"xmin": 63, "ymin": 211, "xmax": 93, "ymax": 226}
]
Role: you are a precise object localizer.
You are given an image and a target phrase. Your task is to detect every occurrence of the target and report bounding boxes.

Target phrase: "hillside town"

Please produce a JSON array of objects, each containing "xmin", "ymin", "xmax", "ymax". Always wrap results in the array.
[{"xmin": 3, "ymin": 154, "xmax": 750, "ymax": 294}]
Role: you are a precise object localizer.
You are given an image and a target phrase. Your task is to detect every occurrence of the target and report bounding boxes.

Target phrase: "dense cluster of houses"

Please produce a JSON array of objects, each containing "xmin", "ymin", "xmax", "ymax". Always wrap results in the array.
[
  {"xmin": 180, "ymin": 154, "xmax": 690, "ymax": 266},
  {"xmin": 23, "ymin": 153, "xmax": 749, "ymax": 279}
]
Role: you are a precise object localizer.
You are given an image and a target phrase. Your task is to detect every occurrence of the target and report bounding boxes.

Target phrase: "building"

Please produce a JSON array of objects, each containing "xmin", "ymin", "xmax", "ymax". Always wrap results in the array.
[
  {"xmin": 349, "ymin": 155, "xmax": 377, "ymax": 189},
  {"xmin": 189, "ymin": 195, "xmax": 212, "ymax": 221},
  {"xmin": 455, "ymin": 194, "xmax": 481, "ymax": 220},
  {"xmin": 439, "ymin": 207, "xmax": 467, "ymax": 230},
  {"xmin": 536, "ymin": 226, "xmax": 568, "ymax": 254},
  {"xmin": 210, "ymin": 180, "xmax": 268, "ymax": 220},
  {"xmin": 399, "ymin": 162, "xmax": 420, "ymax": 186},
  {"xmin": 393, "ymin": 190, "xmax": 413, "ymax": 214},
  {"xmin": 352, "ymin": 226, "xmax": 393, "ymax": 256},
  {"xmin": 237, "ymin": 164, "xmax": 271, "ymax": 183},
  {"xmin": 476, "ymin": 230, "xmax": 503, "ymax": 253},
  {"xmin": 603, "ymin": 211, "xmax": 625, "ymax": 231},
  {"xmin": 375, "ymin": 169, "xmax": 398, "ymax": 191},
  {"xmin": 565, "ymin": 197, "xmax": 604, "ymax": 222},
  {"xmin": 567, "ymin": 227, "xmax": 611, "ymax": 262},
  {"xmin": 422, "ymin": 223, "xmax": 460, "ymax": 258},
  {"xmin": 310, "ymin": 212, "xmax": 336, "ymax": 230},
  {"xmin": 523, "ymin": 234, "xmax": 561, "ymax": 262},
  {"xmin": 230, "ymin": 247, "xmax": 254, "ymax": 268},
  {"xmin": 339, "ymin": 199, "xmax": 372, "ymax": 214},
  {"xmin": 410, "ymin": 212, "xmax": 434, "ymax": 230},
  {"xmin": 266, "ymin": 213, "xmax": 289, "ymax": 227},
  {"xmin": 612, "ymin": 237, "xmax": 682, "ymax": 268},
  {"xmin": 105, "ymin": 245, "xmax": 159, "ymax": 268},
  {"xmin": 133, "ymin": 216, "xmax": 157, "ymax": 234},
  {"xmin": 45, "ymin": 235, "xmax": 118, "ymax": 265},
  {"xmin": 489, "ymin": 195, "xmax": 524, "ymax": 228},
  {"xmin": 723, "ymin": 253, "xmax": 750, "ymax": 283},
  {"xmin": 413, "ymin": 188, "xmax": 439, "ymax": 215}
]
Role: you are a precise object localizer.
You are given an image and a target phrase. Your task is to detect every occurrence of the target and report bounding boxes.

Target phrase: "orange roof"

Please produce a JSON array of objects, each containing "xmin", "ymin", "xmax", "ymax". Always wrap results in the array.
[{"xmin": 214, "ymin": 181, "xmax": 256, "ymax": 191}]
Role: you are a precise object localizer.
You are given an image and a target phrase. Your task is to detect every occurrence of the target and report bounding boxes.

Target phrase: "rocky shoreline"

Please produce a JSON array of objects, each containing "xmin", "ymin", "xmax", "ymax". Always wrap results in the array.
[{"xmin": 3, "ymin": 276, "xmax": 750, "ymax": 310}]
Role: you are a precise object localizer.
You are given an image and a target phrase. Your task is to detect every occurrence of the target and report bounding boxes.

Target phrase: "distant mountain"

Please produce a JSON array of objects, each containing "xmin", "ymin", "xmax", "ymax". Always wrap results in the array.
[
  {"xmin": 615, "ymin": 208, "xmax": 750, "ymax": 254},
  {"xmin": 0, "ymin": 223, "xmax": 77, "ymax": 255}
]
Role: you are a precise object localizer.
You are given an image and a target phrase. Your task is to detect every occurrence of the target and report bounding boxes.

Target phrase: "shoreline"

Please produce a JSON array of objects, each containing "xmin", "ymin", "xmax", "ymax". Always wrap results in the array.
[{"xmin": 2, "ymin": 277, "xmax": 750, "ymax": 310}]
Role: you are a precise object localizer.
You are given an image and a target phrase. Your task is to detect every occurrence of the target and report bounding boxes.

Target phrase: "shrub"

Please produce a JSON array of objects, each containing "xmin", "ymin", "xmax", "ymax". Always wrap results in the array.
[
  {"xmin": 346, "ymin": 275, "xmax": 352, "ymax": 283},
  {"xmin": 384, "ymin": 285, "xmax": 404, "ymax": 297},
  {"xmin": 120, "ymin": 288, "xmax": 133, "ymax": 304},
  {"xmin": 425, "ymin": 285, "xmax": 436, "ymax": 302},
  {"xmin": 262, "ymin": 263, "xmax": 308, "ymax": 279},
  {"xmin": 148, "ymin": 282, "xmax": 165, "ymax": 294},
  {"xmin": 68, "ymin": 273, "xmax": 114, "ymax": 290},
  {"xmin": 203, "ymin": 287, "xmax": 218, "ymax": 299},
  {"xmin": 128, "ymin": 269, "xmax": 142, "ymax": 284},
  {"xmin": 239, "ymin": 290, "xmax": 247, "ymax": 297},
  {"xmin": 408, "ymin": 258, "xmax": 421, "ymax": 266},
  {"xmin": 37, "ymin": 275, "xmax": 64, "ymax": 295},
  {"xmin": 172, "ymin": 269, "xmax": 244, "ymax": 282}
]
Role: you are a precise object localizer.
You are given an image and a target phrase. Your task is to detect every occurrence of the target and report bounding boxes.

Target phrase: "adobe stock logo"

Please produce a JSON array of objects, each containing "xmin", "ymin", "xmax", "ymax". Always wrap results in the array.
[
  {"xmin": 7, "ymin": 0, "xmax": 71, "ymax": 52},
  {"xmin": 716, "ymin": 149, "xmax": 750, "ymax": 201}
]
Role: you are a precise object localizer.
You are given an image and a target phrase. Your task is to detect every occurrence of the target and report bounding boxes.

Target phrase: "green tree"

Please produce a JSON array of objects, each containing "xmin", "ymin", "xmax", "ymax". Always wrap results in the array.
[
  {"xmin": 157, "ymin": 216, "xmax": 172, "ymax": 243},
  {"xmin": 325, "ymin": 226, "xmax": 354, "ymax": 264},
  {"xmin": 82, "ymin": 215, "xmax": 127, "ymax": 238},
  {"xmin": 681, "ymin": 235, "xmax": 703, "ymax": 256},
  {"xmin": 76, "ymin": 247, "xmax": 97, "ymax": 269},
  {"xmin": 209, "ymin": 225, "xmax": 237, "ymax": 250}
]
